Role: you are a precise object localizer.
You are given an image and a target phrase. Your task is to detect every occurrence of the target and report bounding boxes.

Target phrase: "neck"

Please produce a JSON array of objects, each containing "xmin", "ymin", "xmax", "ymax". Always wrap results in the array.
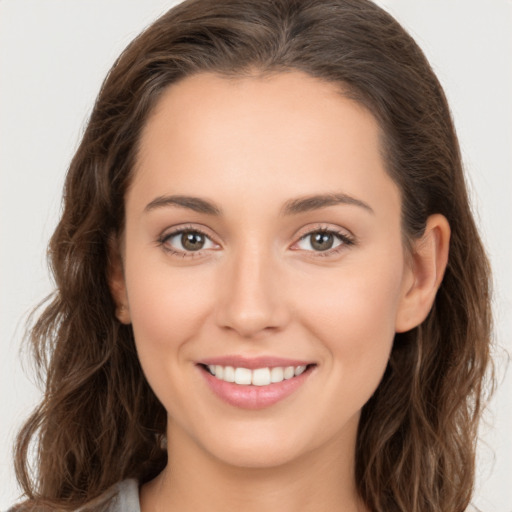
[{"xmin": 140, "ymin": 419, "xmax": 367, "ymax": 512}]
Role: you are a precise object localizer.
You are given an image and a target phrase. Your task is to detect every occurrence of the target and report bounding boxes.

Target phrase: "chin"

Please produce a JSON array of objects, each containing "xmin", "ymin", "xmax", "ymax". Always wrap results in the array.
[
  {"xmin": 208, "ymin": 439, "xmax": 307, "ymax": 470},
  {"xmin": 187, "ymin": 417, "xmax": 334, "ymax": 471}
]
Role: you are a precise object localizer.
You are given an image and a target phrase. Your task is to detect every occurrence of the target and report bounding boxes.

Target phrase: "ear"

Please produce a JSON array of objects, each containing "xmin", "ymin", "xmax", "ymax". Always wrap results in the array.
[
  {"xmin": 395, "ymin": 214, "xmax": 450, "ymax": 333},
  {"xmin": 107, "ymin": 236, "xmax": 131, "ymax": 324}
]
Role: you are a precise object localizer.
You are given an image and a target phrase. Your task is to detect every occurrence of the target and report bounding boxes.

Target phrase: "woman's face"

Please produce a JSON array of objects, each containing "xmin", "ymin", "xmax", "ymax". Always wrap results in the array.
[{"xmin": 115, "ymin": 71, "xmax": 417, "ymax": 469}]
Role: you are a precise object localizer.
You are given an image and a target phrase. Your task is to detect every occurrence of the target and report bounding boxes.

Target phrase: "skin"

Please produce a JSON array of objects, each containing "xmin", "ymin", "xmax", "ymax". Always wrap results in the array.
[{"xmin": 109, "ymin": 71, "xmax": 450, "ymax": 512}]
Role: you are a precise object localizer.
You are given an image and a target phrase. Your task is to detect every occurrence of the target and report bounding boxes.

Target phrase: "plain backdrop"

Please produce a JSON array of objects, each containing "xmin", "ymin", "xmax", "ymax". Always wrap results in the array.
[{"xmin": 1, "ymin": 1, "xmax": 511, "ymax": 510}]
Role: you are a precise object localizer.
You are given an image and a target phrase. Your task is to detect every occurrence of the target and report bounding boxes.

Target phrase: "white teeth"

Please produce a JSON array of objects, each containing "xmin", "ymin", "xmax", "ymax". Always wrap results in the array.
[
  {"xmin": 284, "ymin": 366, "xmax": 295, "ymax": 379},
  {"xmin": 234, "ymin": 367, "xmax": 252, "ymax": 385},
  {"xmin": 294, "ymin": 365, "xmax": 307, "ymax": 376},
  {"xmin": 270, "ymin": 367, "xmax": 284, "ymax": 383},
  {"xmin": 206, "ymin": 364, "xmax": 309, "ymax": 385},
  {"xmin": 252, "ymin": 368, "xmax": 271, "ymax": 386},
  {"xmin": 223, "ymin": 366, "xmax": 235, "ymax": 382}
]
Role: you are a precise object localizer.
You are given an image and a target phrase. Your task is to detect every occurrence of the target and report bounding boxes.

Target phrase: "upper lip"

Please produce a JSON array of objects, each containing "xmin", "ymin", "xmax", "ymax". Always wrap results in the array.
[{"xmin": 198, "ymin": 355, "xmax": 315, "ymax": 369}]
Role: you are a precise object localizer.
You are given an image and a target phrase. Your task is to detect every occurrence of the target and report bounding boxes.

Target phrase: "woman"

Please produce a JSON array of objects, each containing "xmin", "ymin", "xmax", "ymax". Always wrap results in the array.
[{"xmin": 11, "ymin": 0, "xmax": 492, "ymax": 511}]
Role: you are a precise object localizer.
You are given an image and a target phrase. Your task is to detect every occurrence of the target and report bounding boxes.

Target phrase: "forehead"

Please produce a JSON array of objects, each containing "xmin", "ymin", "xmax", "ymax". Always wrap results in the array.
[
  {"xmin": 138, "ymin": 71, "xmax": 381, "ymax": 160},
  {"xmin": 131, "ymin": 71, "xmax": 400, "ymax": 220}
]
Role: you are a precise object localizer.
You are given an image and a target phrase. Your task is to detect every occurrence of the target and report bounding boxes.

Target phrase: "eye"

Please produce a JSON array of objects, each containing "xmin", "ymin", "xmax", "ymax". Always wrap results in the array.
[
  {"xmin": 294, "ymin": 229, "xmax": 354, "ymax": 253},
  {"xmin": 160, "ymin": 229, "xmax": 218, "ymax": 254}
]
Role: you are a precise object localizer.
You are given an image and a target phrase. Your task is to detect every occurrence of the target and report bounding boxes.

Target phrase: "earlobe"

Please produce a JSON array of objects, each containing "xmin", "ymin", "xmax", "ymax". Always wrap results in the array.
[
  {"xmin": 107, "ymin": 236, "xmax": 131, "ymax": 325},
  {"xmin": 395, "ymin": 214, "xmax": 450, "ymax": 333},
  {"xmin": 115, "ymin": 304, "xmax": 131, "ymax": 324}
]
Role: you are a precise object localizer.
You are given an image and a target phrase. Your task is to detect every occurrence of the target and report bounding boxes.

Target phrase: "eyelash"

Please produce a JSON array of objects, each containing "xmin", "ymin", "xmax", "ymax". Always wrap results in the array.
[
  {"xmin": 157, "ymin": 225, "xmax": 355, "ymax": 258},
  {"xmin": 295, "ymin": 227, "xmax": 355, "ymax": 257},
  {"xmin": 157, "ymin": 224, "xmax": 214, "ymax": 258}
]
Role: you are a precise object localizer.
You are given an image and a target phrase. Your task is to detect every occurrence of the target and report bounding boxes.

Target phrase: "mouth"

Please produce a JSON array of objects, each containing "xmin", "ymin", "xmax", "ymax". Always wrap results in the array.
[
  {"xmin": 200, "ymin": 363, "xmax": 314, "ymax": 386},
  {"xmin": 197, "ymin": 360, "xmax": 317, "ymax": 410}
]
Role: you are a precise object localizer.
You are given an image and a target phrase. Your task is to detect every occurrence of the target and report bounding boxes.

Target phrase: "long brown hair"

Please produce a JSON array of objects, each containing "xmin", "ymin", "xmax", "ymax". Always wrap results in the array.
[{"xmin": 14, "ymin": 1, "xmax": 492, "ymax": 511}]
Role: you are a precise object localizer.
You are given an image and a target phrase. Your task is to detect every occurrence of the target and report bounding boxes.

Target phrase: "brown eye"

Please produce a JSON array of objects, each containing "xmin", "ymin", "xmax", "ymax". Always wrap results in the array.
[
  {"xmin": 162, "ymin": 229, "xmax": 217, "ymax": 254},
  {"xmin": 295, "ymin": 230, "xmax": 351, "ymax": 253},
  {"xmin": 310, "ymin": 232, "xmax": 335, "ymax": 251},
  {"xmin": 181, "ymin": 231, "xmax": 206, "ymax": 251}
]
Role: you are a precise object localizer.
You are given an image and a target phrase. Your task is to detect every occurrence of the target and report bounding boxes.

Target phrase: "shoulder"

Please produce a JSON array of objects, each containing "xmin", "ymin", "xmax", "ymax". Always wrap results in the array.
[
  {"xmin": 75, "ymin": 479, "xmax": 140, "ymax": 512},
  {"xmin": 4, "ymin": 480, "xmax": 140, "ymax": 512}
]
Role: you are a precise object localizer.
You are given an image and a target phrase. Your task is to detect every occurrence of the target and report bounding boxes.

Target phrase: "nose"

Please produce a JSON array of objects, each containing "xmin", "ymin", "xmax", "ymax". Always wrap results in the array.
[{"xmin": 215, "ymin": 243, "xmax": 290, "ymax": 338}]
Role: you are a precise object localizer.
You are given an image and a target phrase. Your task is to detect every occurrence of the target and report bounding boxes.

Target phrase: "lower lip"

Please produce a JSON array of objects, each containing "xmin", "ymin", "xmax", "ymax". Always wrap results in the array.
[{"xmin": 199, "ymin": 365, "xmax": 314, "ymax": 410}]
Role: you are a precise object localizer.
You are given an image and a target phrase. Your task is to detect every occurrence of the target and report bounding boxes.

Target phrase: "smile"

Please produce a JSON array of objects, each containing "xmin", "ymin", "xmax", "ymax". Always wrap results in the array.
[
  {"xmin": 198, "ymin": 358, "xmax": 316, "ymax": 410},
  {"xmin": 206, "ymin": 364, "xmax": 308, "ymax": 386}
]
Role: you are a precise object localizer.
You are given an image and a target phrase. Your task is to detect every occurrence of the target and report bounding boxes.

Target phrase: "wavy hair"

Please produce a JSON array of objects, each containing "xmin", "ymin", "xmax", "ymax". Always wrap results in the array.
[{"xmin": 14, "ymin": 1, "xmax": 492, "ymax": 511}]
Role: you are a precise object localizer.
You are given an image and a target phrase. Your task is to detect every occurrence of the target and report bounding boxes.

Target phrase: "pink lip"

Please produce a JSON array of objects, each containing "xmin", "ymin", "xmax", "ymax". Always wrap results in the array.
[
  {"xmin": 197, "ymin": 360, "xmax": 315, "ymax": 410},
  {"xmin": 198, "ymin": 355, "xmax": 313, "ymax": 369}
]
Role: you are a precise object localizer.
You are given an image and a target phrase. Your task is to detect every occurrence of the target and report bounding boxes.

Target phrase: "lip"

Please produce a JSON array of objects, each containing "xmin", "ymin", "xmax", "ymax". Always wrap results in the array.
[
  {"xmin": 197, "ymin": 357, "xmax": 316, "ymax": 410},
  {"xmin": 198, "ymin": 355, "xmax": 314, "ymax": 369}
]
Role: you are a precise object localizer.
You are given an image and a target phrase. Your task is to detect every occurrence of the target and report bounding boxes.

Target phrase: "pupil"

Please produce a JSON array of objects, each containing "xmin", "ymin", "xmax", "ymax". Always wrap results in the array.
[
  {"xmin": 182, "ymin": 232, "xmax": 204, "ymax": 251},
  {"xmin": 311, "ymin": 232, "xmax": 333, "ymax": 251}
]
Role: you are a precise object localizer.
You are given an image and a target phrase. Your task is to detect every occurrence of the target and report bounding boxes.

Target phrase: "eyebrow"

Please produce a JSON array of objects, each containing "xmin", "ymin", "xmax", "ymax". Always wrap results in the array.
[
  {"xmin": 144, "ymin": 192, "xmax": 374, "ymax": 216},
  {"xmin": 282, "ymin": 193, "xmax": 374, "ymax": 215},
  {"xmin": 144, "ymin": 195, "xmax": 222, "ymax": 215}
]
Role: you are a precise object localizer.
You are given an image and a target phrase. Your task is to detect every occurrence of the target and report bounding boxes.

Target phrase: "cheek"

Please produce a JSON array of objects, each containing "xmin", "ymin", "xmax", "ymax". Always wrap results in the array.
[
  {"xmin": 124, "ymin": 254, "xmax": 215, "ymax": 360},
  {"xmin": 296, "ymin": 252, "xmax": 405, "ymax": 378},
  {"xmin": 123, "ymin": 256, "xmax": 218, "ymax": 417}
]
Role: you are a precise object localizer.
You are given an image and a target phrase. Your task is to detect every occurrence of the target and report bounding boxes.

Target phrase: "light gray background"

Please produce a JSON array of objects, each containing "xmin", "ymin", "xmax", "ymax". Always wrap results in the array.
[{"xmin": 1, "ymin": 1, "xmax": 510, "ymax": 510}]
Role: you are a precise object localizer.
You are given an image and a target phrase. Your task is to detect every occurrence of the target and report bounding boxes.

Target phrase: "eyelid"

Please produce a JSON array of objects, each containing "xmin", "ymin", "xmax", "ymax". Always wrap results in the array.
[
  {"xmin": 156, "ymin": 222, "xmax": 356, "ymax": 258},
  {"xmin": 290, "ymin": 224, "xmax": 356, "ymax": 255},
  {"xmin": 157, "ymin": 224, "xmax": 221, "ymax": 256}
]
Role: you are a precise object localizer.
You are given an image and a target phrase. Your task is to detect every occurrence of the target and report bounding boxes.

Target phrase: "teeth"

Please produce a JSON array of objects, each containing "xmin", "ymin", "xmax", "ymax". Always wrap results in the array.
[
  {"xmin": 252, "ymin": 368, "xmax": 271, "ymax": 386},
  {"xmin": 283, "ymin": 366, "xmax": 295, "ymax": 379},
  {"xmin": 223, "ymin": 366, "xmax": 235, "ymax": 382},
  {"xmin": 206, "ymin": 364, "xmax": 309, "ymax": 385},
  {"xmin": 270, "ymin": 367, "xmax": 284, "ymax": 383},
  {"xmin": 234, "ymin": 367, "xmax": 252, "ymax": 385},
  {"xmin": 294, "ymin": 365, "xmax": 307, "ymax": 376}
]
